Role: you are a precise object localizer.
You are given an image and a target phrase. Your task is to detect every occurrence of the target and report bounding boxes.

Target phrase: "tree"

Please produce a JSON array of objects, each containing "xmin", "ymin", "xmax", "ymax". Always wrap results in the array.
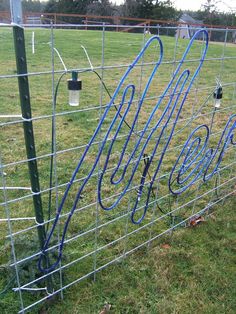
[
  {"xmin": 201, "ymin": 0, "xmax": 216, "ymax": 14},
  {"xmin": 152, "ymin": 0, "xmax": 178, "ymax": 20},
  {"xmin": 137, "ymin": 0, "xmax": 154, "ymax": 19},
  {"xmin": 22, "ymin": 0, "xmax": 44, "ymax": 12},
  {"xmin": 121, "ymin": 0, "xmax": 178, "ymax": 20},
  {"xmin": 86, "ymin": 0, "xmax": 114, "ymax": 16},
  {"xmin": 43, "ymin": 0, "xmax": 59, "ymax": 13},
  {"xmin": 44, "ymin": 0, "xmax": 96, "ymax": 15},
  {"xmin": 121, "ymin": 0, "xmax": 139, "ymax": 17},
  {"xmin": 0, "ymin": 0, "xmax": 10, "ymax": 11},
  {"xmin": 122, "ymin": 0, "xmax": 154, "ymax": 19}
]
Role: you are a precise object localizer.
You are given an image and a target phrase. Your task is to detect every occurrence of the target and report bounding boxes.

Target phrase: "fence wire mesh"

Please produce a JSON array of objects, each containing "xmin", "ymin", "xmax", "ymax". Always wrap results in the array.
[{"xmin": 0, "ymin": 23, "xmax": 235, "ymax": 313}]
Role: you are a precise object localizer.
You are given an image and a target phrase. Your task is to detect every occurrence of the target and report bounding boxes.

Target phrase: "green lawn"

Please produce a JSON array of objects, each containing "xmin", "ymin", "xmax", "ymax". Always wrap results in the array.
[
  {"xmin": 44, "ymin": 198, "xmax": 236, "ymax": 314},
  {"xmin": 0, "ymin": 27, "xmax": 235, "ymax": 313}
]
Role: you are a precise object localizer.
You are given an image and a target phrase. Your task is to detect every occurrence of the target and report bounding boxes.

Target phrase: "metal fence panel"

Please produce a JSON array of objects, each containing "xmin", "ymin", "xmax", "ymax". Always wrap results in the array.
[{"xmin": 0, "ymin": 23, "xmax": 235, "ymax": 313}]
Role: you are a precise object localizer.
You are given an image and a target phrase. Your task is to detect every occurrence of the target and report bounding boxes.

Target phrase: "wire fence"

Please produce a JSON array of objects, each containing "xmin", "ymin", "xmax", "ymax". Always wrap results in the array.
[{"xmin": 0, "ymin": 23, "xmax": 236, "ymax": 313}]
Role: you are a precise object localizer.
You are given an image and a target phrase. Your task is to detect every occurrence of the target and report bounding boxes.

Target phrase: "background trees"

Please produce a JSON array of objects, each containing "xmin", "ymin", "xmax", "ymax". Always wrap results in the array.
[{"xmin": 1, "ymin": 0, "xmax": 235, "ymax": 28}]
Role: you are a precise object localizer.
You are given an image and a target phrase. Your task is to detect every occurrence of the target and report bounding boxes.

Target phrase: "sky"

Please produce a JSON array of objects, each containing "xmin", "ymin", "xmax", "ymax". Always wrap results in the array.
[
  {"xmin": 110, "ymin": 0, "xmax": 236, "ymax": 13},
  {"xmin": 39, "ymin": 0, "xmax": 236, "ymax": 13}
]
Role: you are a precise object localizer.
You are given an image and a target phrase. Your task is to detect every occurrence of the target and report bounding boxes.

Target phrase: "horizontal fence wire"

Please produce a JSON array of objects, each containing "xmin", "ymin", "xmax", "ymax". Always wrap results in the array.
[{"xmin": 0, "ymin": 23, "xmax": 235, "ymax": 313}]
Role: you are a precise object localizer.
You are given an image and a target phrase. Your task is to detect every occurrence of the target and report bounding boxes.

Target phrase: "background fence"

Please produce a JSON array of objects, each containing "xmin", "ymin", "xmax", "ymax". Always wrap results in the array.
[
  {"xmin": 0, "ymin": 22, "xmax": 236, "ymax": 313},
  {"xmin": 1, "ymin": 10, "xmax": 236, "ymax": 39}
]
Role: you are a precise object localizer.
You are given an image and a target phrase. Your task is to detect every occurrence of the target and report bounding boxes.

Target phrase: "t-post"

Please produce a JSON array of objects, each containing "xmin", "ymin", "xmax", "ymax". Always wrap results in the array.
[{"xmin": 10, "ymin": 0, "xmax": 52, "ymax": 288}]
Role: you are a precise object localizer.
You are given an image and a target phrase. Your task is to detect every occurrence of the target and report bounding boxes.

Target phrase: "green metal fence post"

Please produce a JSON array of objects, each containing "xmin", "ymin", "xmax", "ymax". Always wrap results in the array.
[
  {"xmin": 13, "ymin": 24, "xmax": 47, "ymax": 256},
  {"xmin": 12, "ymin": 25, "xmax": 54, "ymax": 292},
  {"xmin": 10, "ymin": 0, "xmax": 53, "ymax": 293}
]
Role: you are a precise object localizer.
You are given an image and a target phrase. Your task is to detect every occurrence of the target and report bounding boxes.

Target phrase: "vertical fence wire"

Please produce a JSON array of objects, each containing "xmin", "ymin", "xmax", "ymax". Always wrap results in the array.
[
  {"xmin": 93, "ymin": 23, "xmax": 106, "ymax": 281},
  {"xmin": 0, "ymin": 154, "xmax": 25, "ymax": 312},
  {"xmin": 50, "ymin": 21, "xmax": 64, "ymax": 299}
]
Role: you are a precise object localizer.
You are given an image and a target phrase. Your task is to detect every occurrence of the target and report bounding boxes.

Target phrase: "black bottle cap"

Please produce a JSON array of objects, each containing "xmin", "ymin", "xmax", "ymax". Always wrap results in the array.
[
  {"xmin": 67, "ymin": 79, "xmax": 82, "ymax": 91},
  {"xmin": 213, "ymin": 86, "xmax": 223, "ymax": 99}
]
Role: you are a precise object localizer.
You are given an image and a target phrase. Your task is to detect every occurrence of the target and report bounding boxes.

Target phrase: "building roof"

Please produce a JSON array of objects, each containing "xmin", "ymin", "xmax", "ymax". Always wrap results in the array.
[{"xmin": 179, "ymin": 13, "xmax": 203, "ymax": 25}]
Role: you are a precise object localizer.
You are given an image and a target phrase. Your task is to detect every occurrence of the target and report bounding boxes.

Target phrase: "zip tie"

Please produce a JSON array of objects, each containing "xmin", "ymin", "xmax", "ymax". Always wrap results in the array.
[
  {"xmin": 215, "ymin": 76, "xmax": 222, "ymax": 87},
  {"xmin": 0, "ymin": 115, "xmax": 22, "ymax": 119},
  {"xmin": 31, "ymin": 189, "xmax": 41, "ymax": 196},
  {"xmin": 21, "ymin": 116, "xmax": 32, "ymax": 122},
  {"xmin": 81, "ymin": 45, "xmax": 94, "ymax": 70},
  {"xmin": 10, "ymin": 22, "xmax": 23, "ymax": 29},
  {"xmin": 0, "ymin": 186, "xmax": 31, "ymax": 191},
  {"xmin": 13, "ymin": 287, "xmax": 53, "ymax": 296},
  {"xmin": 0, "ymin": 217, "xmax": 35, "ymax": 222},
  {"xmin": 35, "ymin": 218, "xmax": 44, "ymax": 226},
  {"xmin": 52, "ymin": 46, "xmax": 68, "ymax": 72}
]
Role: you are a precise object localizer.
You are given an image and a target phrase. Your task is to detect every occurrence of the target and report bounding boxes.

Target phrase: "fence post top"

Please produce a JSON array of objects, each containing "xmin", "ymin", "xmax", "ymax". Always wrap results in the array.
[{"xmin": 10, "ymin": 0, "xmax": 23, "ymax": 25}]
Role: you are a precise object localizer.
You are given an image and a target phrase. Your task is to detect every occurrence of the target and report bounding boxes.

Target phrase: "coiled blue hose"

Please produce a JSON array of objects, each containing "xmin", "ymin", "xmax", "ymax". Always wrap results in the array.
[{"xmin": 39, "ymin": 29, "xmax": 231, "ymax": 273}]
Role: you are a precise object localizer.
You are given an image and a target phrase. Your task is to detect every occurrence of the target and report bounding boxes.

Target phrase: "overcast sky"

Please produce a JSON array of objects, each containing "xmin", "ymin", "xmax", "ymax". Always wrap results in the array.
[
  {"xmin": 39, "ymin": 0, "xmax": 236, "ymax": 13},
  {"xmin": 110, "ymin": 0, "xmax": 236, "ymax": 13}
]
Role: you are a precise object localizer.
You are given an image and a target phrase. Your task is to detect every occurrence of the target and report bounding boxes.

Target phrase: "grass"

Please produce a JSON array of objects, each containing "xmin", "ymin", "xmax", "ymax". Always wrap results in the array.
[
  {"xmin": 0, "ymin": 26, "xmax": 235, "ymax": 313},
  {"xmin": 43, "ymin": 198, "xmax": 236, "ymax": 314}
]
